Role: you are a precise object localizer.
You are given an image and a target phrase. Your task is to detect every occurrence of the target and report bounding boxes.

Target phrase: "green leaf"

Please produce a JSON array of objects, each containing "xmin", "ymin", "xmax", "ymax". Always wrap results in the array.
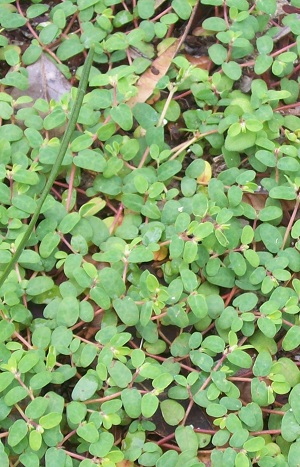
[
  {"xmin": 152, "ymin": 373, "xmax": 173, "ymax": 390},
  {"xmin": 225, "ymin": 130, "xmax": 256, "ymax": 152},
  {"xmin": 45, "ymin": 448, "xmax": 68, "ymax": 467},
  {"xmin": 206, "ymin": 267, "xmax": 235, "ymax": 288},
  {"xmin": 172, "ymin": 0, "xmax": 191, "ymax": 20},
  {"xmin": 269, "ymin": 186, "xmax": 296, "ymax": 200},
  {"xmin": 175, "ymin": 425, "xmax": 199, "ymax": 453},
  {"xmin": 0, "ymin": 372, "xmax": 14, "ymax": 392},
  {"xmin": 98, "ymin": 267, "xmax": 126, "ymax": 297},
  {"xmin": 203, "ymin": 17, "xmax": 227, "ymax": 31},
  {"xmin": 75, "ymin": 336, "xmax": 95, "ymax": 364},
  {"xmin": 77, "ymin": 422, "xmax": 99, "ymax": 443},
  {"xmin": 253, "ymin": 351, "xmax": 273, "ymax": 377},
  {"xmin": 141, "ymin": 393, "xmax": 159, "ymax": 418},
  {"xmin": 70, "ymin": 134, "xmax": 93, "ymax": 152},
  {"xmin": 187, "ymin": 294, "xmax": 208, "ymax": 319},
  {"xmin": 234, "ymin": 452, "xmax": 250, "ymax": 467},
  {"xmin": 58, "ymin": 212, "xmax": 81, "ymax": 234},
  {"xmin": 282, "ymin": 410, "xmax": 300, "ymax": 442},
  {"xmin": 257, "ymin": 317, "xmax": 277, "ymax": 338},
  {"xmin": 157, "ymin": 160, "xmax": 181, "ymax": 181},
  {"xmin": 222, "ymin": 61, "xmax": 242, "ymax": 80},
  {"xmin": 229, "ymin": 252, "xmax": 247, "ymax": 276},
  {"xmin": 108, "ymin": 361, "xmax": 133, "ymax": 388},
  {"xmin": 155, "ymin": 99, "xmax": 181, "ymax": 122},
  {"xmin": 18, "ymin": 351, "xmax": 40, "ymax": 373},
  {"xmin": 160, "ymin": 400, "xmax": 185, "ymax": 425},
  {"xmin": 74, "ymin": 150, "xmax": 106, "ymax": 171},
  {"xmin": 243, "ymin": 436, "xmax": 265, "ymax": 452},
  {"xmin": 137, "ymin": 0, "xmax": 155, "ymax": 19},
  {"xmin": 79, "ymin": 196, "xmax": 106, "ymax": 217},
  {"xmin": 71, "ymin": 374, "xmax": 99, "ymax": 401},
  {"xmin": 30, "ymin": 371, "xmax": 53, "ymax": 390},
  {"xmin": 233, "ymin": 293, "xmax": 258, "ymax": 312},
  {"xmin": 26, "ymin": 276, "xmax": 54, "ymax": 296},
  {"xmin": 180, "ymin": 269, "xmax": 198, "ymax": 292},
  {"xmin": 278, "ymin": 157, "xmax": 300, "ymax": 172},
  {"xmin": 67, "ymin": 401, "xmax": 87, "ymax": 425},
  {"xmin": 26, "ymin": 4, "xmax": 49, "ymax": 18},
  {"xmin": 39, "ymin": 232, "xmax": 60, "ymax": 258},
  {"xmin": 290, "ymin": 384, "xmax": 300, "ymax": 424},
  {"xmin": 128, "ymin": 246, "xmax": 154, "ymax": 263},
  {"xmin": 258, "ymin": 223, "xmax": 282, "ymax": 253},
  {"xmin": 133, "ymin": 103, "xmax": 158, "ymax": 128},
  {"xmin": 0, "ymin": 321, "xmax": 15, "ymax": 343},
  {"xmin": 168, "ymin": 305, "xmax": 189, "ymax": 327},
  {"xmin": 206, "ymin": 403, "xmax": 227, "ymax": 417},
  {"xmin": 43, "ymin": 107, "xmax": 66, "ymax": 130},
  {"xmin": 202, "ymin": 335, "xmax": 225, "ymax": 353},
  {"xmin": 39, "ymin": 23, "xmax": 59, "ymax": 44},
  {"xmin": 212, "ymin": 429, "xmax": 230, "ymax": 447},
  {"xmin": 208, "ymin": 43, "xmax": 227, "ymax": 65},
  {"xmin": 256, "ymin": 35, "xmax": 273, "ymax": 54},
  {"xmin": 12, "ymin": 194, "xmax": 36, "ymax": 214},
  {"xmin": 156, "ymin": 450, "xmax": 178, "ymax": 467},
  {"xmin": 113, "ymin": 297, "xmax": 139, "ymax": 325},
  {"xmin": 282, "ymin": 326, "xmax": 300, "ymax": 351},
  {"xmin": 288, "ymin": 441, "xmax": 300, "ymax": 467},
  {"xmin": 227, "ymin": 350, "xmax": 253, "ymax": 368},
  {"xmin": 254, "ymin": 54, "xmax": 273, "ymax": 74},
  {"xmin": 4, "ymin": 386, "xmax": 29, "ymax": 406},
  {"xmin": 39, "ymin": 412, "xmax": 62, "ymax": 429},
  {"xmin": 110, "ymin": 104, "xmax": 133, "ymax": 131},
  {"xmin": 57, "ymin": 36, "xmax": 84, "ymax": 60},
  {"xmin": 25, "ymin": 397, "xmax": 49, "ymax": 419},
  {"xmin": 121, "ymin": 388, "xmax": 142, "ymax": 418},
  {"xmin": 183, "ymin": 240, "xmax": 198, "ymax": 263},
  {"xmin": 8, "ymin": 419, "xmax": 28, "ymax": 447},
  {"xmin": 19, "ymin": 452, "xmax": 39, "ymax": 467},
  {"xmin": 89, "ymin": 431, "xmax": 115, "ymax": 458},
  {"xmin": 29, "ymin": 430, "xmax": 42, "ymax": 452},
  {"xmin": 57, "ymin": 296, "xmax": 79, "ymax": 327},
  {"xmin": 292, "ymin": 220, "xmax": 300, "ymax": 239}
]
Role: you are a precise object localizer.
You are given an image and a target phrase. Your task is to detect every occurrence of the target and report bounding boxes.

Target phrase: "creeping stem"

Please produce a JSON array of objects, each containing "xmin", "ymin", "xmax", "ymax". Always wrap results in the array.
[{"xmin": 0, "ymin": 46, "xmax": 95, "ymax": 288}]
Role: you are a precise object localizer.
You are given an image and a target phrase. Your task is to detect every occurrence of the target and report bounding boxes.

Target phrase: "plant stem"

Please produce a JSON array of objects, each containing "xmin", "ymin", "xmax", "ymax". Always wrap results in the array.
[
  {"xmin": 169, "ymin": 129, "xmax": 218, "ymax": 160},
  {"xmin": 157, "ymin": 86, "xmax": 177, "ymax": 127},
  {"xmin": 0, "ymin": 46, "xmax": 95, "ymax": 289},
  {"xmin": 281, "ymin": 194, "xmax": 300, "ymax": 249}
]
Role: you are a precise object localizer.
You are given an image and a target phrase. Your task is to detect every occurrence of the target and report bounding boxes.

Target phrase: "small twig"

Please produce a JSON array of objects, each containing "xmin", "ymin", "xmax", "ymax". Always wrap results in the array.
[
  {"xmin": 66, "ymin": 163, "xmax": 76, "ymax": 212},
  {"xmin": 272, "ymin": 15, "xmax": 300, "ymax": 42},
  {"xmin": 281, "ymin": 194, "xmax": 300, "ymax": 249},
  {"xmin": 174, "ymin": 2, "xmax": 201, "ymax": 55}
]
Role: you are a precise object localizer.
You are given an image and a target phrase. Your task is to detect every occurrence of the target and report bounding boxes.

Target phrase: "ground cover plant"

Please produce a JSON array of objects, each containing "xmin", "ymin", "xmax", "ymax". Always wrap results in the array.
[{"xmin": 0, "ymin": 0, "xmax": 300, "ymax": 465}]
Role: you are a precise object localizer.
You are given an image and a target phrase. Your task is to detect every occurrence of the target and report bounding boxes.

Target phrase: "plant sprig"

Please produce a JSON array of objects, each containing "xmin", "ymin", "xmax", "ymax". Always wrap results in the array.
[{"xmin": 0, "ymin": 46, "xmax": 94, "ymax": 289}]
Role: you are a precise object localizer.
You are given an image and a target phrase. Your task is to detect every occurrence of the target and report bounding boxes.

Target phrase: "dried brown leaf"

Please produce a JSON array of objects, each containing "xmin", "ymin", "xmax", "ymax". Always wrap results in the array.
[
  {"xmin": 184, "ymin": 53, "xmax": 212, "ymax": 70},
  {"xmin": 154, "ymin": 0, "xmax": 168, "ymax": 8},
  {"xmin": 127, "ymin": 39, "xmax": 180, "ymax": 108},
  {"xmin": 242, "ymin": 193, "xmax": 267, "ymax": 212}
]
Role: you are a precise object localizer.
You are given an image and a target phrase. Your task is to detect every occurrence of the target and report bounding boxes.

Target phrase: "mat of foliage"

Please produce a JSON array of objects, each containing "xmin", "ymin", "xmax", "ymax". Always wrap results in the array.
[{"xmin": 0, "ymin": 1, "xmax": 300, "ymax": 466}]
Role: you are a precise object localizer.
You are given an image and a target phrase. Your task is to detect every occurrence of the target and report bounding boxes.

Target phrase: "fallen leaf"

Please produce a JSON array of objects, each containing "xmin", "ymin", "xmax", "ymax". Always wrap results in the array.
[
  {"xmin": 154, "ymin": 0, "xmax": 168, "ymax": 7},
  {"xmin": 127, "ymin": 39, "xmax": 180, "ymax": 107},
  {"xmin": 153, "ymin": 246, "xmax": 168, "ymax": 261},
  {"xmin": 184, "ymin": 53, "xmax": 212, "ymax": 70},
  {"xmin": 192, "ymin": 26, "xmax": 215, "ymax": 37},
  {"xmin": 197, "ymin": 161, "xmax": 212, "ymax": 184},
  {"xmin": 11, "ymin": 53, "xmax": 71, "ymax": 102},
  {"xmin": 116, "ymin": 461, "xmax": 136, "ymax": 467},
  {"xmin": 242, "ymin": 193, "xmax": 267, "ymax": 212}
]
